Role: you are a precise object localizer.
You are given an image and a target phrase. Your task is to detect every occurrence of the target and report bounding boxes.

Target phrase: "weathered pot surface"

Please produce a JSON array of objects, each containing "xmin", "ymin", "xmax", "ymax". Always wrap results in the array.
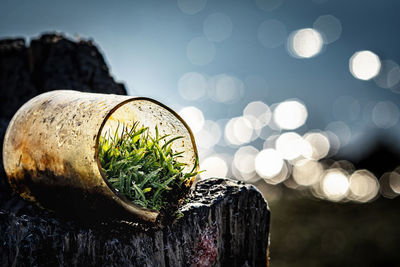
[{"xmin": 2, "ymin": 90, "xmax": 198, "ymax": 223}]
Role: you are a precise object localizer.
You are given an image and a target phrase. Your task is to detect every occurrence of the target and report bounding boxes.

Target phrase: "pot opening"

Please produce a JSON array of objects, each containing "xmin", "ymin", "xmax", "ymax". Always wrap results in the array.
[{"xmin": 95, "ymin": 97, "xmax": 198, "ymax": 214}]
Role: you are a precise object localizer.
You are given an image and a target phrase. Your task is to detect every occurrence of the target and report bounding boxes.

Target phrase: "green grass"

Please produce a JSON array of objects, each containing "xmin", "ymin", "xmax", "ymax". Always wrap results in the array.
[{"xmin": 98, "ymin": 122, "xmax": 200, "ymax": 212}]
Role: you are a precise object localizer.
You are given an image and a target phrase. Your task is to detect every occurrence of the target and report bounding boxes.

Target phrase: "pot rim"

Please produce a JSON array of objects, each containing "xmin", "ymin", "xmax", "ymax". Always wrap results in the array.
[{"xmin": 94, "ymin": 96, "xmax": 199, "ymax": 221}]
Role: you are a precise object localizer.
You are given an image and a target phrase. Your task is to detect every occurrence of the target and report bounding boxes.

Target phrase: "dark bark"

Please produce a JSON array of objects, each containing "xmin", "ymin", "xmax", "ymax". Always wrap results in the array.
[
  {"xmin": 0, "ymin": 33, "xmax": 126, "ymax": 122},
  {"xmin": 0, "ymin": 34, "xmax": 270, "ymax": 266}
]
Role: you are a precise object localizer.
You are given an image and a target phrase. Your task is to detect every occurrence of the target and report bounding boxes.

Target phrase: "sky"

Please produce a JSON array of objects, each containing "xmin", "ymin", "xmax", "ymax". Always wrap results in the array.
[{"xmin": 1, "ymin": 0, "xmax": 400, "ymax": 162}]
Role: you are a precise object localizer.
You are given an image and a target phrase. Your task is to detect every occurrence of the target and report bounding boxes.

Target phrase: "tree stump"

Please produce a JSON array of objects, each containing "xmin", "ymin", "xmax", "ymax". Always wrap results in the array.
[
  {"xmin": 0, "ymin": 178, "xmax": 270, "ymax": 266},
  {"xmin": 0, "ymin": 34, "xmax": 270, "ymax": 266}
]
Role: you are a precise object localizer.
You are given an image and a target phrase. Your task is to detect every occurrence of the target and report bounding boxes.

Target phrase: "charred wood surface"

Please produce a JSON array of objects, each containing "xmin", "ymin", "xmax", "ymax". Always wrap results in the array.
[{"xmin": 0, "ymin": 178, "xmax": 270, "ymax": 267}]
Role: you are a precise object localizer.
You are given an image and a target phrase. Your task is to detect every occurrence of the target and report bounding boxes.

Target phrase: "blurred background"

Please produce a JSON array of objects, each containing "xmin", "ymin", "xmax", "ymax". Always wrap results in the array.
[{"xmin": 2, "ymin": 0, "xmax": 400, "ymax": 266}]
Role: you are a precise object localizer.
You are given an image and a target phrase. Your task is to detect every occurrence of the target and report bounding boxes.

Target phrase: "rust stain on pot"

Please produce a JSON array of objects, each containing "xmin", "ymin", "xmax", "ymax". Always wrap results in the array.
[{"xmin": 3, "ymin": 90, "xmax": 198, "ymax": 223}]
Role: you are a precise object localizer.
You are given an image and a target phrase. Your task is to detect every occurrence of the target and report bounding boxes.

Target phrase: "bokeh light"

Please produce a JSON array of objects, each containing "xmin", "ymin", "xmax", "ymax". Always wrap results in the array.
[
  {"xmin": 214, "ymin": 119, "xmax": 230, "ymax": 147},
  {"xmin": 321, "ymin": 169, "xmax": 349, "ymax": 201},
  {"xmin": 195, "ymin": 120, "xmax": 221, "ymax": 149},
  {"xmin": 186, "ymin": 36, "xmax": 216, "ymax": 66},
  {"xmin": 232, "ymin": 160, "xmax": 257, "ymax": 182},
  {"xmin": 374, "ymin": 60, "xmax": 400, "ymax": 89},
  {"xmin": 255, "ymin": 148, "xmax": 284, "ymax": 179},
  {"xmin": 257, "ymin": 19, "xmax": 287, "ymax": 48},
  {"xmin": 265, "ymin": 161, "xmax": 290, "ymax": 185},
  {"xmin": 389, "ymin": 171, "xmax": 400, "ymax": 194},
  {"xmin": 283, "ymin": 176, "xmax": 299, "ymax": 190},
  {"xmin": 372, "ymin": 101, "xmax": 399, "ymax": 129},
  {"xmin": 380, "ymin": 172, "xmax": 400, "ymax": 199},
  {"xmin": 179, "ymin": 106, "xmax": 205, "ymax": 133},
  {"xmin": 349, "ymin": 50, "xmax": 381, "ymax": 80},
  {"xmin": 273, "ymin": 100, "xmax": 308, "ymax": 130},
  {"xmin": 177, "ymin": 0, "xmax": 207, "ymax": 15},
  {"xmin": 303, "ymin": 131, "xmax": 330, "ymax": 160},
  {"xmin": 233, "ymin": 116, "xmax": 254, "ymax": 144},
  {"xmin": 293, "ymin": 159, "xmax": 323, "ymax": 186},
  {"xmin": 259, "ymin": 126, "xmax": 279, "ymax": 141},
  {"xmin": 243, "ymin": 101, "xmax": 271, "ymax": 130},
  {"xmin": 197, "ymin": 147, "xmax": 214, "ymax": 160},
  {"xmin": 349, "ymin": 170, "xmax": 379, "ymax": 202},
  {"xmin": 325, "ymin": 121, "xmax": 351, "ymax": 146},
  {"xmin": 313, "ymin": 15, "xmax": 342, "ymax": 44},
  {"xmin": 224, "ymin": 117, "xmax": 241, "ymax": 146},
  {"xmin": 288, "ymin": 28, "xmax": 323, "ymax": 58},
  {"xmin": 209, "ymin": 74, "xmax": 244, "ymax": 103},
  {"xmin": 386, "ymin": 63, "xmax": 400, "ymax": 88},
  {"xmin": 333, "ymin": 160, "xmax": 356, "ymax": 175},
  {"xmin": 224, "ymin": 116, "xmax": 254, "ymax": 146},
  {"xmin": 178, "ymin": 72, "xmax": 207, "ymax": 101},
  {"xmin": 324, "ymin": 130, "xmax": 341, "ymax": 156},
  {"xmin": 203, "ymin": 13, "xmax": 233, "ymax": 42},
  {"xmin": 200, "ymin": 155, "xmax": 228, "ymax": 179},
  {"xmin": 263, "ymin": 134, "xmax": 280, "ymax": 149},
  {"xmin": 233, "ymin": 146, "xmax": 259, "ymax": 180},
  {"xmin": 275, "ymin": 132, "xmax": 312, "ymax": 160}
]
